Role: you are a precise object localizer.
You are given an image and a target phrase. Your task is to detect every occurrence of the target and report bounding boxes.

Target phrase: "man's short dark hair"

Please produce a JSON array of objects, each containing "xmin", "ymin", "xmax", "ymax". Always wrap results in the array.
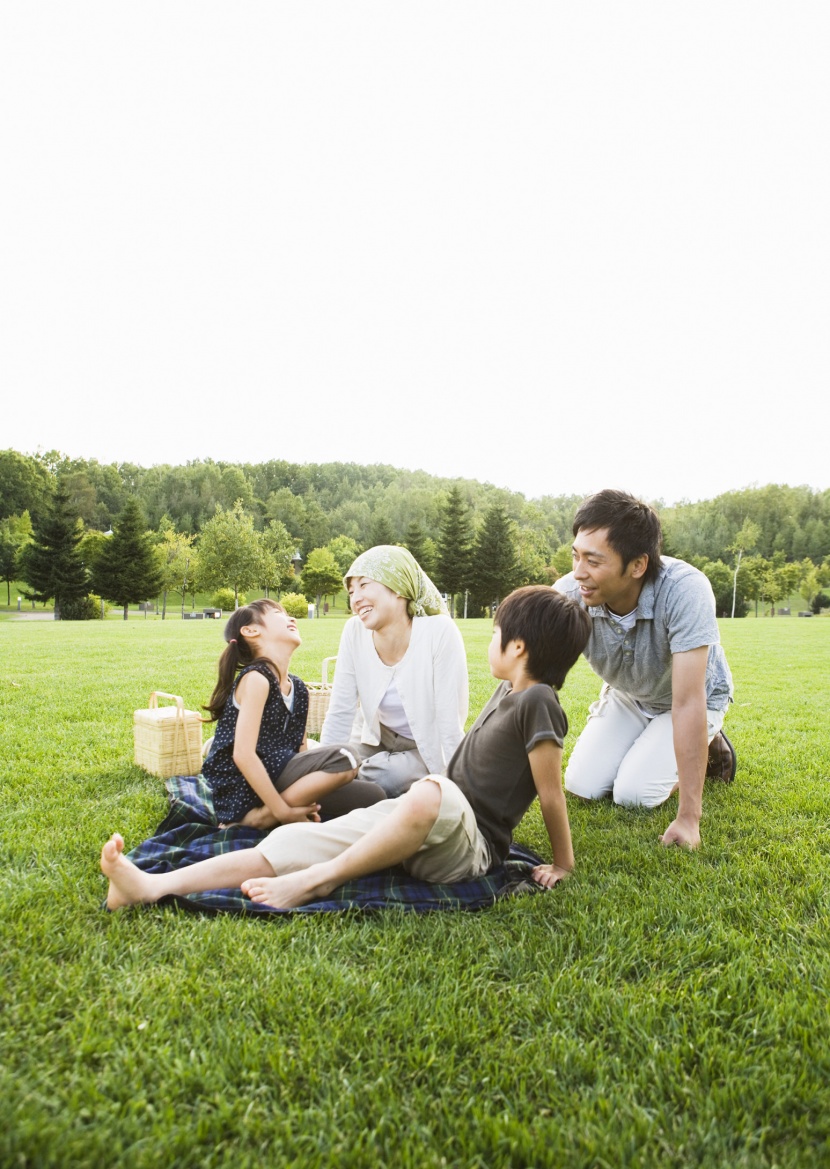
[
  {"xmin": 572, "ymin": 488, "xmax": 663, "ymax": 585},
  {"xmin": 495, "ymin": 586, "xmax": 591, "ymax": 689}
]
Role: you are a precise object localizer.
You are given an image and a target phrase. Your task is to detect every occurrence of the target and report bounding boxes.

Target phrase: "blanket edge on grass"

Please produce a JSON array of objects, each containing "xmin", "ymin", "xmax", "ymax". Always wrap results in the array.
[{"xmin": 122, "ymin": 774, "xmax": 546, "ymax": 917}]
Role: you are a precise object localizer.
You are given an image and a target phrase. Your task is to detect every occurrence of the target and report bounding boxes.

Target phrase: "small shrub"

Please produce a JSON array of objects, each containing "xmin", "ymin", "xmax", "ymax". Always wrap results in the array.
[
  {"xmin": 212, "ymin": 588, "xmax": 243, "ymax": 612},
  {"xmin": 280, "ymin": 592, "xmax": 309, "ymax": 619},
  {"xmin": 60, "ymin": 593, "xmax": 108, "ymax": 621},
  {"xmin": 811, "ymin": 592, "xmax": 830, "ymax": 614}
]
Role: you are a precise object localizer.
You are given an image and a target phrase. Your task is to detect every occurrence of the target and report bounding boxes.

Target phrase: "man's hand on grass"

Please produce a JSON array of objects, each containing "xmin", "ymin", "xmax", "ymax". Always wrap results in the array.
[{"xmin": 659, "ymin": 815, "xmax": 701, "ymax": 850}]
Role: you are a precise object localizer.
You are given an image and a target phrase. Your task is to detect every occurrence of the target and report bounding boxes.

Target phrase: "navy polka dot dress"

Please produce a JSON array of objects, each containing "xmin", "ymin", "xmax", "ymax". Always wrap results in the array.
[{"xmin": 203, "ymin": 662, "xmax": 309, "ymax": 823}]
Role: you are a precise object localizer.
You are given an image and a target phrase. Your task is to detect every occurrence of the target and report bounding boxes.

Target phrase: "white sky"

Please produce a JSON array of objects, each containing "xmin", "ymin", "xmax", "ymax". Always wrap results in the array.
[{"xmin": 2, "ymin": 3, "xmax": 828, "ymax": 507}]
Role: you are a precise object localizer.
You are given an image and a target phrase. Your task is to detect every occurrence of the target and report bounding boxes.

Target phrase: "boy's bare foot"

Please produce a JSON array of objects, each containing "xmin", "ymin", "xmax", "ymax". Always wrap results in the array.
[
  {"xmin": 241, "ymin": 868, "xmax": 336, "ymax": 910},
  {"xmin": 100, "ymin": 834, "xmax": 158, "ymax": 910}
]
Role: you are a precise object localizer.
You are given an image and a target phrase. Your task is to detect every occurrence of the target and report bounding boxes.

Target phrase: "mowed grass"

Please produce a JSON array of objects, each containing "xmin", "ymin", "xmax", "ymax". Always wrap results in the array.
[{"xmin": 0, "ymin": 615, "xmax": 828, "ymax": 1169}]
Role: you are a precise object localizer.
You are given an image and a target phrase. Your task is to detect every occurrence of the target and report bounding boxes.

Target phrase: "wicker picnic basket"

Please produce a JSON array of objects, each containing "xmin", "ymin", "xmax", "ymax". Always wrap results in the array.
[
  {"xmin": 304, "ymin": 657, "xmax": 337, "ymax": 739},
  {"xmin": 133, "ymin": 691, "xmax": 204, "ymax": 778}
]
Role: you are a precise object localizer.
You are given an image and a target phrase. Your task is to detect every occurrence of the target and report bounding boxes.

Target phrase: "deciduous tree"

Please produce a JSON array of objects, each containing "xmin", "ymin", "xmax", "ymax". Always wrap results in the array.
[
  {"xmin": 727, "ymin": 520, "xmax": 760, "ymax": 618},
  {"xmin": 155, "ymin": 519, "xmax": 197, "ymax": 619},
  {"xmin": 0, "ymin": 512, "xmax": 32, "ymax": 605},
  {"xmin": 301, "ymin": 548, "xmax": 343, "ymax": 615},
  {"xmin": 197, "ymin": 501, "xmax": 269, "ymax": 609},
  {"xmin": 262, "ymin": 519, "xmax": 298, "ymax": 597}
]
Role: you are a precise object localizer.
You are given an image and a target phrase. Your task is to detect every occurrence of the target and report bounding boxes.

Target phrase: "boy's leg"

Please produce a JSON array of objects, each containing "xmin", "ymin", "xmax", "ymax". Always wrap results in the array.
[
  {"xmin": 612, "ymin": 708, "xmax": 726, "ymax": 808},
  {"xmin": 242, "ymin": 780, "xmax": 444, "ymax": 909},
  {"xmin": 564, "ymin": 686, "xmax": 649, "ymax": 799},
  {"xmin": 100, "ymin": 834, "xmax": 274, "ymax": 911}
]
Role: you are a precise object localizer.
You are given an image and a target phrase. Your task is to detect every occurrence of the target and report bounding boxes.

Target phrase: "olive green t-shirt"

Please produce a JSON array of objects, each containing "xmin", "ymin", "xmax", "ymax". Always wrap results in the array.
[{"xmin": 448, "ymin": 681, "xmax": 567, "ymax": 865}]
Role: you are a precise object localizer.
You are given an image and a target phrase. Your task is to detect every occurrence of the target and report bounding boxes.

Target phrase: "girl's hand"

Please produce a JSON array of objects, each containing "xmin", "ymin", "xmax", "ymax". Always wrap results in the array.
[
  {"xmin": 531, "ymin": 863, "xmax": 573, "ymax": 889},
  {"xmin": 227, "ymin": 805, "xmax": 281, "ymax": 830},
  {"xmin": 281, "ymin": 803, "xmax": 321, "ymax": 824}
]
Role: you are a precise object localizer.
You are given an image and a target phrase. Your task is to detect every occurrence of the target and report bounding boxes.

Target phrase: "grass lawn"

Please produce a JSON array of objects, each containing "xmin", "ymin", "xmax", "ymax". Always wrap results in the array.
[{"xmin": 1, "ymin": 615, "xmax": 828, "ymax": 1168}]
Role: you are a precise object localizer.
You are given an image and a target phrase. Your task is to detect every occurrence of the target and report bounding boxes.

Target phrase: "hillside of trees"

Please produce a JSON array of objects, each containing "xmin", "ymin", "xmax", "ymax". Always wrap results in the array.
[{"xmin": 1, "ymin": 447, "xmax": 828, "ymax": 618}]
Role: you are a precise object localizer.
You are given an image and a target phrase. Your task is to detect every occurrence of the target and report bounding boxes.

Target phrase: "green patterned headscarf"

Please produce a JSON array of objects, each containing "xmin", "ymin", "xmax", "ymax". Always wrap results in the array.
[{"xmin": 345, "ymin": 545, "xmax": 447, "ymax": 618}]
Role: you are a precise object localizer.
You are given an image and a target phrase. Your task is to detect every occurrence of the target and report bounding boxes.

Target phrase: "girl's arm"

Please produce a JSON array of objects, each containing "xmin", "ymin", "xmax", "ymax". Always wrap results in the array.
[
  {"xmin": 233, "ymin": 672, "xmax": 320, "ymax": 824},
  {"xmin": 528, "ymin": 740, "xmax": 574, "ymax": 887}
]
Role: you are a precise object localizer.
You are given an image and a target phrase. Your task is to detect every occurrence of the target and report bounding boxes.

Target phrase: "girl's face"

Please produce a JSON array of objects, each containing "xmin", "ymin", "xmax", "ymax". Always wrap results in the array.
[
  {"xmin": 348, "ymin": 577, "xmax": 409, "ymax": 632},
  {"xmin": 250, "ymin": 605, "xmax": 301, "ymax": 652}
]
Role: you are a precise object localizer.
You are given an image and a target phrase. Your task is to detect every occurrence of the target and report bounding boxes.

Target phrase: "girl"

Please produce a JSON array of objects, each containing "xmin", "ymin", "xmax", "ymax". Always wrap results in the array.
[
  {"xmin": 319, "ymin": 546, "xmax": 469, "ymax": 796},
  {"xmin": 202, "ymin": 598, "xmax": 383, "ymax": 828}
]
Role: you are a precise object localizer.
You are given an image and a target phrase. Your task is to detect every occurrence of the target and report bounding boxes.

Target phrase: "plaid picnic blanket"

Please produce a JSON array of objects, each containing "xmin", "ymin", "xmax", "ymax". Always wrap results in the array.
[{"xmin": 125, "ymin": 774, "xmax": 546, "ymax": 917}]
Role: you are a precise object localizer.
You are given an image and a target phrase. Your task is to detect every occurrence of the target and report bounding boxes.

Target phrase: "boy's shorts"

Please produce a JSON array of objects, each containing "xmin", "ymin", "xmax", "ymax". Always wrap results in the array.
[{"xmin": 255, "ymin": 775, "xmax": 491, "ymax": 884}]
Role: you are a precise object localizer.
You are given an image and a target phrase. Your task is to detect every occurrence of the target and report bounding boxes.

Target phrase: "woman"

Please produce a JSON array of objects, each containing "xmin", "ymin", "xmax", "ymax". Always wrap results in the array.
[{"xmin": 319, "ymin": 545, "xmax": 468, "ymax": 796}]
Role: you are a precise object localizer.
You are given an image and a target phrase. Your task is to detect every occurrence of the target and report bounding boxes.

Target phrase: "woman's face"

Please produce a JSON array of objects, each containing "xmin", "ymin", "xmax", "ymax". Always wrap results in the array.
[{"xmin": 348, "ymin": 576, "xmax": 409, "ymax": 632}]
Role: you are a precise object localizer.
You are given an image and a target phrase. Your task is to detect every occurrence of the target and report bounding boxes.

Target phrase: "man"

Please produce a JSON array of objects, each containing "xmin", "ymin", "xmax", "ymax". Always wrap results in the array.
[{"xmin": 554, "ymin": 489, "xmax": 734, "ymax": 849}]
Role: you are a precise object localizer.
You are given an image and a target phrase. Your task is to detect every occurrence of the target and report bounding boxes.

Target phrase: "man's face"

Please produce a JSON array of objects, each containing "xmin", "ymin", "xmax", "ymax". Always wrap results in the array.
[{"xmin": 571, "ymin": 527, "xmax": 647, "ymax": 615}]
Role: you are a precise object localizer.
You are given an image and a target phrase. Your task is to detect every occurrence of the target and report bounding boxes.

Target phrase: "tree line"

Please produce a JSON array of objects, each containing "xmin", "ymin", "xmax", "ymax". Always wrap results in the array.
[{"xmin": 1, "ymin": 448, "xmax": 828, "ymax": 618}]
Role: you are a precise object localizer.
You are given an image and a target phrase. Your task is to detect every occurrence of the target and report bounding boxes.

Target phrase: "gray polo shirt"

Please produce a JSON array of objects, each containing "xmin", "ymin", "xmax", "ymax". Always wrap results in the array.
[{"xmin": 554, "ymin": 557, "xmax": 733, "ymax": 715}]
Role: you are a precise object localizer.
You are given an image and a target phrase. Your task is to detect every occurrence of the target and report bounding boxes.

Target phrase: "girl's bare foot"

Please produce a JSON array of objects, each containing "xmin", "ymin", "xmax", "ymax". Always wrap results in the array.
[
  {"xmin": 241, "ymin": 868, "xmax": 337, "ymax": 910},
  {"xmin": 100, "ymin": 834, "xmax": 158, "ymax": 910}
]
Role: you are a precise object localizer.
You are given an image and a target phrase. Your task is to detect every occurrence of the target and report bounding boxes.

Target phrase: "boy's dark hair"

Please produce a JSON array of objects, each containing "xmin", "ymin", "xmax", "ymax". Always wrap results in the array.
[
  {"xmin": 203, "ymin": 598, "xmax": 283, "ymax": 722},
  {"xmin": 495, "ymin": 586, "xmax": 591, "ymax": 689},
  {"xmin": 572, "ymin": 488, "xmax": 663, "ymax": 585}
]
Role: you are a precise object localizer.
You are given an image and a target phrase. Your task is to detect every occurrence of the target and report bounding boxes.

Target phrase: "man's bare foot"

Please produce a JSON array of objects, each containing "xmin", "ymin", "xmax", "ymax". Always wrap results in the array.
[
  {"xmin": 241, "ymin": 868, "xmax": 336, "ymax": 910},
  {"xmin": 100, "ymin": 834, "xmax": 159, "ymax": 910}
]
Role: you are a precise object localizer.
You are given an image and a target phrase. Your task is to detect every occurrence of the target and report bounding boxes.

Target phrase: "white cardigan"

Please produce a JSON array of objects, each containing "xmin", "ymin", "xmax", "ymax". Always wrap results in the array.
[{"xmin": 319, "ymin": 614, "xmax": 469, "ymax": 775}]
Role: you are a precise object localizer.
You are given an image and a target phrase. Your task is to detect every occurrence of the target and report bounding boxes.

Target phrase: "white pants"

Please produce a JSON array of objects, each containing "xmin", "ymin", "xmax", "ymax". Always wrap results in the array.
[{"xmin": 564, "ymin": 685, "xmax": 725, "ymax": 808}]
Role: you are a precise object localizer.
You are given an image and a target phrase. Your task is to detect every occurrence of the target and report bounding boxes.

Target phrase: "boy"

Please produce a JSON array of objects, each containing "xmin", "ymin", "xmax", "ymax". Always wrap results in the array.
[{"xmin": 101, "ymin": 587, "xmax": 591, "ymax": 911}]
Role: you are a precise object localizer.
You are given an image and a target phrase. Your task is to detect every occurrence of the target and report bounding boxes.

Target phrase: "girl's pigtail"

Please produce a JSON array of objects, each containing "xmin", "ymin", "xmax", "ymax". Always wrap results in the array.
[{"xmin": 204, "ymin": 638, "xmax": 242, "ymax": 722}]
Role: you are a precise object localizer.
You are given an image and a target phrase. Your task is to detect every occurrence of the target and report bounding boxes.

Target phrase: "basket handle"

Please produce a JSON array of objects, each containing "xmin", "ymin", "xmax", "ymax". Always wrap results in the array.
[
  {"xmin": 148, "ymin": 691, "xmax": 202, "ymax": 774},
  {"xmin": 148, "ymin": 691, "xmax": 185, "ymax": 711},
  {"xmin": 322, "ymin": 657, "xmax": 337, "ymax": 684}
]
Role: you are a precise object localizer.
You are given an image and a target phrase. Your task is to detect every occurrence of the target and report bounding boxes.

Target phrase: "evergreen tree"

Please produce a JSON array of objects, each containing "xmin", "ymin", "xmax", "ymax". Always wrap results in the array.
[
  {"xmin": 369, "ymin": 512, "xmax": 396, "ymax": 547},
  {"xmin": 93, "ymin": 498, "xmax": 164, "ymax": 620},
  {"xmin": 436, "ymin": 486, "xmax": 474, "ymax": 617},
  {"xmin": 404, "ymin": 520, "xmax": 427, "ymax": 568},
  {"xmin": 470, "ymin": 505, "xmax": 519, "ymax": 613},
  {"xmin": 19, "ymin": 485, "xmax": 88, "ymax": 619}
]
